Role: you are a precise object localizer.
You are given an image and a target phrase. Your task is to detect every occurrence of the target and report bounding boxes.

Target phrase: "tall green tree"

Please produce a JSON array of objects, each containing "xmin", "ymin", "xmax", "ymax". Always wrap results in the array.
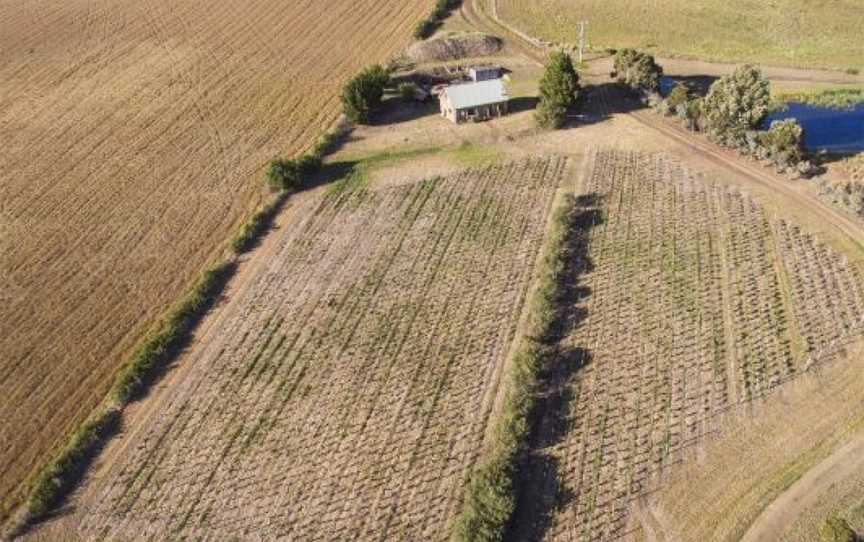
[
  {"xmin": 341, "ymin": 65, "xmax": 390, "ymax": 124},
  {"xmin": 535, "ymin": 51, "xmax": 580, "ymax": 129},
  {"xmin": 703, "ymin": 64, "xmax": 770, "ymax": 146}
]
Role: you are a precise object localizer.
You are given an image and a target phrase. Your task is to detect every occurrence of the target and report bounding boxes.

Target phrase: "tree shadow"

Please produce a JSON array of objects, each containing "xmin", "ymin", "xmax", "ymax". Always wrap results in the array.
[
  {"xmin": 371, "ymin": 97, "xmax": 441, "ymax": 126},
  {"xmin": 509, "ymin": 194, "xmax": 605, "ymax": 541},
  {"xmin": 510, "ymin": 96, "xmax": 540, "ymax": 114},
  {"xmin": 566, "ymin": 83, "xmax": 647, "ymax": 127}
]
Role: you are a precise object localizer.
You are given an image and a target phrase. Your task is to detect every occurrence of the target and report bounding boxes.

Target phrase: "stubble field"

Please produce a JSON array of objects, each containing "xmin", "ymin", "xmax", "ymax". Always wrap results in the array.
[
  {"xmin": 0, "ymin": 0, "xmax": 428, "ymax": 522},
  {"xmin": 514, "ymin": 150, "xmax": 864, "ymax": 541},
  {"xmin": 49, "ymin": 157, "xmax": 568, "ymax": 540}
]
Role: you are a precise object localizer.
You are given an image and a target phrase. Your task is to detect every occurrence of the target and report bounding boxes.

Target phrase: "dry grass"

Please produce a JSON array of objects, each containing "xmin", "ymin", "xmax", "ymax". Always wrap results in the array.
[
  {"xmin": 651, "ymin": 341, "xmax": 864, "ymax": 542},
  {"xmin": 0, "ymin": 0, "xmax": 428, "ymax": 523},
  {"xmin": 497, "ymin": 0, "xmax": 864, "ymax": 70},
  {"xmin": 47, "ymin": 158, "xmax": 567, "ymax": 540}
]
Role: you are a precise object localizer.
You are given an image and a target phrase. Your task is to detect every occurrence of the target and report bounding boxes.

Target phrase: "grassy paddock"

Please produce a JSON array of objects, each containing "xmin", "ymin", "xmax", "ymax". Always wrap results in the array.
[
  {"xmin": 498, "ymin": 0, "xmax": 864, "ymax": 70},
  {"xmin": 452, "ymin": 192, "xmax": 577, "ymax": 541}
]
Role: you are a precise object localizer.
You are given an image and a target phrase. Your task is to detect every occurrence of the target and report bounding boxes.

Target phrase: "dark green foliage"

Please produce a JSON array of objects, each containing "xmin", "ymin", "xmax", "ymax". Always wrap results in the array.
[
  {"xmin": 534, "ymin": 100, "xmax": 567, "ymax": 129},
  {"xmin": 296, "ymin": 153, "xmax": 322, "ymax": 174},
  {"xmin": 453, "ymin": 197, "xmax": 577, "ymax": 541},
  {"xmin": 414, "ymin": 18, "xmax": 437, "ymax": 39},
  {"xmin": 266, "ymin": 158, "xmax": 302, "ymax": 190},
  {"xmin": 28, "ymin": 409, "xmax": 121, "ymax": 520},
  {"xmin": 112, "ymin": 262, "xmax": 236, "ymax": 404},
  {"xmin": 820, "ymin": 516, "xmax": 858, "ymax": 542},
  {"xmin": 231, "ymin": 199, "xmax": 281, "ymax": 254},
  {"xmin": 666, "ymin": 82, "xmax": 691, "ymax": 112},
  {"xmin": 703, "ymin": 64, "xmax": 770, "ymax": 146},
  {"xmin": 535, "ymin": 51, "xmax": 580, "ymax": 129},
  {"xmin": 341, "ymin": 65, "xmax": 390, "ymax": 124},
  {"xmin": 613, "ymin": 49, "xmax": 663, "ymax": 93}
]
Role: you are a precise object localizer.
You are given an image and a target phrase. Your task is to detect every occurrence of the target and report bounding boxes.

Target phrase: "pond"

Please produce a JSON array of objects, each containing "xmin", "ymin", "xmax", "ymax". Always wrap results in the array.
[{"xmin": 764, "ymin": 103, "xmax": 864, "ymax": 153}]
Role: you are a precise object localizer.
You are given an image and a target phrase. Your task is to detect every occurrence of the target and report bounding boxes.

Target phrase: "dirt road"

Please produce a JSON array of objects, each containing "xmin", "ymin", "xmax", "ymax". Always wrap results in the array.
[{"xmin": 740, "ymin": 432, "xmax": 864, "ymax": 541}]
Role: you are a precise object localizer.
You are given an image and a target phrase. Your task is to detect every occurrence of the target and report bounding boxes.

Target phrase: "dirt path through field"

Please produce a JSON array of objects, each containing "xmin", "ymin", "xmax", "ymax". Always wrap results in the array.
[{"xmin": 740, "ymin": 430, "xmax": 864, "ymax": 542}]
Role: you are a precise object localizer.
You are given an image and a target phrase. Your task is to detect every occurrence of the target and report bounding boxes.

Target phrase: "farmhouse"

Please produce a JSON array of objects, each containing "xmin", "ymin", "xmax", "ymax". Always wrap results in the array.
[{"xmin": 439, "ymin": 78, "xmax": 509, "ymax": 124}]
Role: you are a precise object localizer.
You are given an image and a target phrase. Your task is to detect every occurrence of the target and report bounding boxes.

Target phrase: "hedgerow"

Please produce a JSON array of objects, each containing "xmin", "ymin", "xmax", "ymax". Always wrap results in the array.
[
  {"xmin": 414, "ymin": 0, "xmax": 461, "ymax": 40},
  {"xmin": 453, "ymin": 194, "xmax": 578, "ymax": 541}
]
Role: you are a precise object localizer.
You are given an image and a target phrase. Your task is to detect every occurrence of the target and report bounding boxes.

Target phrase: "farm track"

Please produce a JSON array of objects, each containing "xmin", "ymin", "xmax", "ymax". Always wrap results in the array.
[
  {"xmin": 41, "ymin": 158, "xmax": 568, "ymax": 540},
  {"xmin": 514, "ymin": 150, "xmax": 864, "ymax": 541},
  {"xmin": 0, "ymin": 0, "xmax": 429, "ymax": 521}
]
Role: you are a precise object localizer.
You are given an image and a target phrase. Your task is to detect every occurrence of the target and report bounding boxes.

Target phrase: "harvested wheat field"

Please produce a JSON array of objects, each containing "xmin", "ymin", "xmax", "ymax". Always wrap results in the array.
[
  {"xmin": 42, "ymin": 157, "xmax": 568, "ymax": 540},
  {"xmin": 0, "ymin": 0, "xmax": 430, "ymax": 521},
  {"xmin": 513, "ymin": 150, "xmax": 864, "ymax": 541}
]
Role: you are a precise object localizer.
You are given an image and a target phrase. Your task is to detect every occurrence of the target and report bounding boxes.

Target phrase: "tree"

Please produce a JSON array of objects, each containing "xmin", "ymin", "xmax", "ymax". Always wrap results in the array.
[
  {"xmin": 341, "ymin": 65, "xmax": 390, "ymax": 124},
  {"xmin": 613, "ymin": 49, "xmax": 663, "ymax": 94},
  {"xmin": 702, "ymin": 64, "xmax": 770, "ymax": 147},
  {"xmin": 398, "ymin": 81, "xmax": 419, "ymax": 101},
  {"xmin": 535, "ymin": 51, "xmax": 580, "ymax": 129},
  {"xmin": 665, "ymin": 82, "xmax": 691, "ymax": 112}
]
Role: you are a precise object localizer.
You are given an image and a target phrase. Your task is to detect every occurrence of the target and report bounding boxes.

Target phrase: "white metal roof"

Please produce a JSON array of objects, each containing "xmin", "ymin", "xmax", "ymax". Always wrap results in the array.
[{"xmin": 443, "ymin": 79, "xmax": 508, "ymax": 110}]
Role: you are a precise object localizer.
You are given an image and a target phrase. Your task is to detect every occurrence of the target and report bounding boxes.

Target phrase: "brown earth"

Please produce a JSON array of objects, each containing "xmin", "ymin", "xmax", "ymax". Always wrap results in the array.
[{"xmin": 0, "ymin": 0, "xmax": 428, "ymax": 523}]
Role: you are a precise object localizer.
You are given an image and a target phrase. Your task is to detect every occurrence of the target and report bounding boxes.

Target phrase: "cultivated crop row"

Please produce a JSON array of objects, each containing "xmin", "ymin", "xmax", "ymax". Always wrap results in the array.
[
  {"xmin": 68, "ymin": 157, "xmax": 568, "ymax": 540},
  {"xmin": 521, "ymin": 149, "xmax": 864, "ymax": 541}
]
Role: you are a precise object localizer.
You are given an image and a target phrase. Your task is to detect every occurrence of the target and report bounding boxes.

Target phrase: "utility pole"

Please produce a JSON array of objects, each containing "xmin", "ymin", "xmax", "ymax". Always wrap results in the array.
[{"xmin": 577, "ymin": 20, "xmax": 588, "ymax": 65}]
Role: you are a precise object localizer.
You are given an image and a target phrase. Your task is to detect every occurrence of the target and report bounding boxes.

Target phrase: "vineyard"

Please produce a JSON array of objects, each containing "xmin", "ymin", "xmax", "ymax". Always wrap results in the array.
[
  {"xmin": 515, "ymin": 150, "xmax": 864, "ymax": 541},
  {"xmin": 57, "ymin": 157, "xmax": 567, "ymax": 540},
  {"xmin": 0, "ymin": 0, "xmax": 428, "ymax": 521}
]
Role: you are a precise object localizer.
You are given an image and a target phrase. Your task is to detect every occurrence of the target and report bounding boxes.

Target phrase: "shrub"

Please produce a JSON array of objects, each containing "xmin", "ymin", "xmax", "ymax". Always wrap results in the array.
[
  {"xmin": 703, "ymin": 64, "xmax": 770, "ymax": 147},
  {"xmin": 341, "ymin": 65, "xmax": 390, "ymax": 124},
  {"xmin": 847, "ymin": 68, "xmax": 860, "ymax": 76},
  {"xmin": 231, "ymin": 199, "xmax": 280, "ymax": 254},
  {"xmin": 296, "ymin": 153, "xmax": 322, "ymax": 175},
  {"xmin": 819, "ymin": 516, "xmax": 858, "ymax": 542},
  {"xmin": 28, "ymin": 409, "xmax": 121, "ymax": 520},
  {"xmin": 266, "ymin": 158, "xmax": 302, "ymax": 191},
  {"xmin": 666, "ymin": 82, "xmax": 691, "ymax": 112},
  {"xmin": 757, "ymin": 119, "xmax": 805, "ymax": 167},
  {"xmin": 535, "ymin": 51, "xmax": 580, "ymax": 129},
  {"xmin": 613, "ymin": 48, "xmax": 663, "ymax": 94},
  {"xmin": 414, "ymin": 17, "xmax": 436, "ymax": 40},
  {"xmin": 398, "ymin": 81, "xmax": 419, "ymax": 101}
]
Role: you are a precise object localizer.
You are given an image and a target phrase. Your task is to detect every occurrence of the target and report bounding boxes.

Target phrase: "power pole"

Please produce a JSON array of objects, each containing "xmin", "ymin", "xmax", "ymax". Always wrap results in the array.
[{"xmin": 577, "ymin": 20, "xmax": 588, "ymax": 65}]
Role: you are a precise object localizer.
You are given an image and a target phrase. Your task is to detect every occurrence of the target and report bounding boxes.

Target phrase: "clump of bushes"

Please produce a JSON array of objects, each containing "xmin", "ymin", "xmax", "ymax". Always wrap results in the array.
[
  {"xmin": 398, "ymin": 81, "xmax": 420, "ymax": 101},
  {"xmin": 341, "ymin": 65, "xmax": 390, "ymax": 124},
  {"xmin": 612, "ymin": 48, "xmax": 663, "ymax": 96},
  {"xmin": 414, "ymin": 0, "xmax": 461, "ymax": 39},
  {"xmin": 535, "ymin": 51, "xmax": 581, "ymax": 129},
  {"xmin": 452, "ymin": 195, "xmax": 580, "ymax": 541},
  {"xmin": 28, "ymin": 409, "xmax": 121, "ymax": 520},
  {"xmin": 819, "ymin": 515, "xmax": 859, "ymax": 542},
  {"xmin": 746, "ymin": 118, "xmax": 805, "ymax": 169}
]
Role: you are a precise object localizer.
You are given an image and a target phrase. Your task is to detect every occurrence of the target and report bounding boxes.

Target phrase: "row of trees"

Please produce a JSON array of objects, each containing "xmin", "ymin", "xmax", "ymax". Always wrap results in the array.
[{"xmin": 414, "ymin": 0, "xmax": 461, "ymax": 39}]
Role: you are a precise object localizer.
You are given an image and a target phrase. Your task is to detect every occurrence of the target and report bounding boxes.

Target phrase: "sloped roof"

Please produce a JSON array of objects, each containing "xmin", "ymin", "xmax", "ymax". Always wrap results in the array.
[{"xmin": 443, "ymin": 79, "xmax": 508, "ymax": 109}]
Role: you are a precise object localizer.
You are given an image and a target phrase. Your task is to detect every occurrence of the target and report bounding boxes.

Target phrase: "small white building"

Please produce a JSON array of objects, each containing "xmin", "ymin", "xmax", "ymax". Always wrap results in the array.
[
  {"xmin": 439, "ymin": 79, "xmax": 509, "ymax": 124},
  {"xmin": 469, "ymin": 65, "xmax": 502, "ymax": 82}
]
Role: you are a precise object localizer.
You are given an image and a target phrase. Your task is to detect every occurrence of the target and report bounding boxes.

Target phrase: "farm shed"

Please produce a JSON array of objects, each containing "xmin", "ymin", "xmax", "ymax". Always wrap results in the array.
[
  {"xmin": 469, "ymin": 65, "xmax": 502, "ymax": 82},
  {"xmin": 439, "ymin": 79, "xmax": 509, "ymax": 123}
]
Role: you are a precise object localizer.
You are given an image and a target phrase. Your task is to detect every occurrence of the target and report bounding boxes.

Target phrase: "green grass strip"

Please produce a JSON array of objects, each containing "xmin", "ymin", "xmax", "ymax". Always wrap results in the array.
[{"xmin": 452, "ymin": 194, "xmax": 578, "ymax": 542}]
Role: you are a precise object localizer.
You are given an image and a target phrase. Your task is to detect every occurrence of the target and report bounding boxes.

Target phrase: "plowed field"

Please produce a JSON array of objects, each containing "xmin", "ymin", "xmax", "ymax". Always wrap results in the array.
[
  {"xmin": 50, "ymin": 157, "xmax": 567, "ymax": 540},
  {"xmin": 0, "ymin": 0, "xmax": 427, "ymax": 521}
]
